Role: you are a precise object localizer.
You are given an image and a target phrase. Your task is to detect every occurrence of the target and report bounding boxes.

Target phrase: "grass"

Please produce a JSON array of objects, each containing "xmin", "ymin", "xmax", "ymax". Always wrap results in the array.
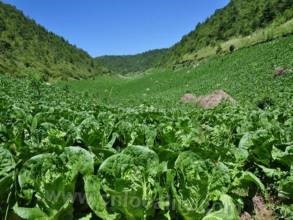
[{"xmin": 61, "ymin": 35, "xmax": 293, "ymax": 108}]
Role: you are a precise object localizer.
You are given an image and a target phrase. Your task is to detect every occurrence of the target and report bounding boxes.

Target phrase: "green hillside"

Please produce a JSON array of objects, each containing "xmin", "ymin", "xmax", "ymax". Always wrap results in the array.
[
  {"xmin": 1, "ymin": 0, "xmax": 292, "ymax": 78},
  {"xmin": 65, "ymin": 35, "xmax": 293, "ymax": 107},
  {"xmin": 0, "ymin": 2, "xmax": 107, "ymax": 80},
  {"xmin": 1, "ymin": 35, "xmax": 292, "ymax": 219},
  {"xmin": 96, "ymin": 48, "xmax": 168, "ymax": 75},
  {"xmin": 96, "ymin": 0, "xmax": 293, "ymax": 72},
  {"xmin": 162, "ymin": 0, "xmax": 293, "ymax": 65},
  {"xmin": 1, "ymin": 0, "xmax": 293, "ymax": 219}
]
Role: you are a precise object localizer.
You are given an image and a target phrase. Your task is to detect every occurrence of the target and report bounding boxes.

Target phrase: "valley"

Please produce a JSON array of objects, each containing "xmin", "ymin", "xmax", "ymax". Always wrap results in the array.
[{"xmin": 0, "ymin": 0, "xmax": 293, "ymax": 219}]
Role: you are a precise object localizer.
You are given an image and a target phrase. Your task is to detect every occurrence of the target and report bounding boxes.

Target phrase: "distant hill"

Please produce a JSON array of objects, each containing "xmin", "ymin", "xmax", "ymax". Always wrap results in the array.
[
  {"xmin": 1, "ymin": 0, "xmax": 292, "ymax": 78},
  {"xmin": 96, "ymin": 49, "xmax": 168, "ymax": 75},
  {"xmin": 97, "ymin": 0, "xmax": 293, "ymax": 72},
  {"xmin": 0, "ymin": 2, "xmax": 107, "ymax": 80},
  {"xmin": 161, "ymin": 0, "xmax": 293, "ymax": 65}
]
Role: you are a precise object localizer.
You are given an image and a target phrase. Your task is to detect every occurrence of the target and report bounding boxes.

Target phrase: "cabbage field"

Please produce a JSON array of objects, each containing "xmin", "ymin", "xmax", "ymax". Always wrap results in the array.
[
  {"xmin": 1, "ymin": 35, "xmax": 293, "ymax": 220},
  {"xmin": 0, "ymin": 71, "xmax": 292, "ymax": 220}
]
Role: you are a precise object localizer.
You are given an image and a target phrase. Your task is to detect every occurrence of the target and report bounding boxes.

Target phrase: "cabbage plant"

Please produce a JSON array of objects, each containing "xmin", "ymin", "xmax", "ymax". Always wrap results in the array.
[{"xmin": 84, "ymin": 145, "xmax": 167, "ymax": 220}]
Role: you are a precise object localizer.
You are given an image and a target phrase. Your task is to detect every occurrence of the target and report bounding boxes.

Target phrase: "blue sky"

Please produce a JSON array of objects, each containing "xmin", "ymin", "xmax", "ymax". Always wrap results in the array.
[{"xmin": 3, "ymin": 0, "xmax": 229, "ymax": 57}]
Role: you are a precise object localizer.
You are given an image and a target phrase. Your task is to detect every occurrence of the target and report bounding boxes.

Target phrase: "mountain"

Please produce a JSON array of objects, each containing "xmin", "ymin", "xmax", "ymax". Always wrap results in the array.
[
  {"xmin": 96, "ymin": 0, "xmax": 293, "ymax": 72},
  {"xmin": 95, "ymin": 49, "xmax": 168, "ymax": 75},
  {"xmin": 1, "ymin": 0, "xmax": 292, "ymax": 78},
  {"xmin": 161, "ymin": 0, "xmax": 293, "ymax": 65},
  {"xmin": 0, "ymin": 2, "xmax": 107, "ymax": 80}
]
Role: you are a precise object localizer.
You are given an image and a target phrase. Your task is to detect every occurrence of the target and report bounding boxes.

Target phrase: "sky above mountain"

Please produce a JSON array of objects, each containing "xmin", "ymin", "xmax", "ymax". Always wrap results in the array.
[{"xmin": 3, "ymin": 0, "xmax": 229, "ymax": 57}]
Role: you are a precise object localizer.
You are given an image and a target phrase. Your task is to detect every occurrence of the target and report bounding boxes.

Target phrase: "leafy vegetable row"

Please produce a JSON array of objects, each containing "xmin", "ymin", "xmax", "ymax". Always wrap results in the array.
[{"xmin": 0, "ymin": 75, "xmax": 292, "ymax": 219}]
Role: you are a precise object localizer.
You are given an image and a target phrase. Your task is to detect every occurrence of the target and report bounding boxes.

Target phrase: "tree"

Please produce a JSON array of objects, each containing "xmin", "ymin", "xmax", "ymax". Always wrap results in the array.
[
  {"xmin": 261, "ymin": 2, "xmax": 274, "ymax": 26},
  {"xmin": 0, "ymin": 17, "xmax": 6, "ymax": 32},
  {"xmin": 0, "ymin": 40, "xmax": 11, "ymax": 54},
  {"xmin": 229, "ymin": 45, "xmax": 235, "ymax": 53}
]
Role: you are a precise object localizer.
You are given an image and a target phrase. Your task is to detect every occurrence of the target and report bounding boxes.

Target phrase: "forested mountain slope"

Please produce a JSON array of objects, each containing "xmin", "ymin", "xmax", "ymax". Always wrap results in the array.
[
  {"xmin": 161, "ymin": 0, "xmax": 293, "ymax": 65},
  {"xmin": 0, "ymin": 2, "xmax": 107, "ymax": 80},
  {"xmin": 96, "ymin": 48, "xmax": 168, "ymax": 75},
  {"xmin": 1, "ymin": 0, "xmax": 292, "ymax": 78}
]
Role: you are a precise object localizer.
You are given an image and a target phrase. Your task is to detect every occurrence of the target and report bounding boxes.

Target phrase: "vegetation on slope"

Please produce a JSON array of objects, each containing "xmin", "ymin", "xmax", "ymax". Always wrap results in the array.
[
  {"xmin": 96, "ymin": 48, "xmax": 168, "ymax": 75},
  {"xmin": 65, "ymin": 35, "xmax": 293, "ymax": 108},
  {"xmin": 0, "ymin": 2, "xmax": 107, "ymax": 80},
  {"xmin": 96, "ymin": 0, "xmax": 293, "ymax": 72},
  {"xmin": 1, "ymin": 0, "xmax": 292, "ymax": 77},
  {"xmin": 162, "ymin": 0, "xmax": 293, "ymax": 65},
  {"xmin": 0, "ymin": 1, "xmax": 292, "ymax": 219},
  {"xmin": 1, "ymin": 56, "xmax": 292, "ymax": 219}
]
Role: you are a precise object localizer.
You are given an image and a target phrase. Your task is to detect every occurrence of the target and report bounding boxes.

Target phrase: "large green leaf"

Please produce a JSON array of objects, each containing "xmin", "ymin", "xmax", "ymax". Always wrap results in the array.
[
  {"xmin": 272, "ymin": 145, "xmax": 293, "ymax": 168},
  {"xmin": 278, "ymin": 174, "xmax": 293, "ymax": 199},
  {"xmin": 0, "ymin": 147, "xmax": 15, "ymax": 196},
  {"xmin": 97, "ymin": 145, "xmax": 164, "ymax": 220},
  {"xmin": 171, "ymin": 152, "xmax": 231, "ymax": 220},
  {"xmin": 13, "ymin": 205, "xmax": 48, "ymax": 220},
  {"xmin": 238, "ymin": 130, "xmax": 274, "ymax": 166},
  {"xmin": 83, "ymin": 175, "xmax": 118, "ymax": 220},
  {"xmin": 202, "ymin": 194, "xmax": 239, "ymax": 220},
  {"xmin": 0, "ymin": 147, "xmax": 15, "ymax": 217},
  {"xmin": 13, "ymin": 200, "xmax": 72, "ymax": 220},
  {"xmin": 231, "ymin": 171, "xmax": 267, "ymax": 200},
  {"xmin": 16, "ymin": 147, "xmax": 95, "ymax": 219}
]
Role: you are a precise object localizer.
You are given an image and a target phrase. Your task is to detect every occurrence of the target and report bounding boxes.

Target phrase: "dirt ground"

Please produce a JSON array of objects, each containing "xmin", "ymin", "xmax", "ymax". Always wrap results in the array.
[{"xmin": 181, "ymin": 90, "xmax": 235, "ymax": 109}]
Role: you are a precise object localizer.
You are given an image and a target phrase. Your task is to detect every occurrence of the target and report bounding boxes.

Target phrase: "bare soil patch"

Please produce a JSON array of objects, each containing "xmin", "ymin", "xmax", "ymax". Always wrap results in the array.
[{"xmin": 181, "ymin": 90, "xmax": 235, "ymax": 109}]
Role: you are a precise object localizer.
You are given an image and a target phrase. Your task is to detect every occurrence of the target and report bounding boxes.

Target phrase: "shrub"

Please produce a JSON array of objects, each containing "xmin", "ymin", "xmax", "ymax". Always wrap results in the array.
[
  {"xmin": 216, "ymin": 45, "xmax": 223, "ymax": 54},
  {"xmin": 229, "ymin": 44, "xmax": 235, "ymax": 52},
  {"xmin": 256, "ymin": 97, "xmax": 274, "ymax": 109}
]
